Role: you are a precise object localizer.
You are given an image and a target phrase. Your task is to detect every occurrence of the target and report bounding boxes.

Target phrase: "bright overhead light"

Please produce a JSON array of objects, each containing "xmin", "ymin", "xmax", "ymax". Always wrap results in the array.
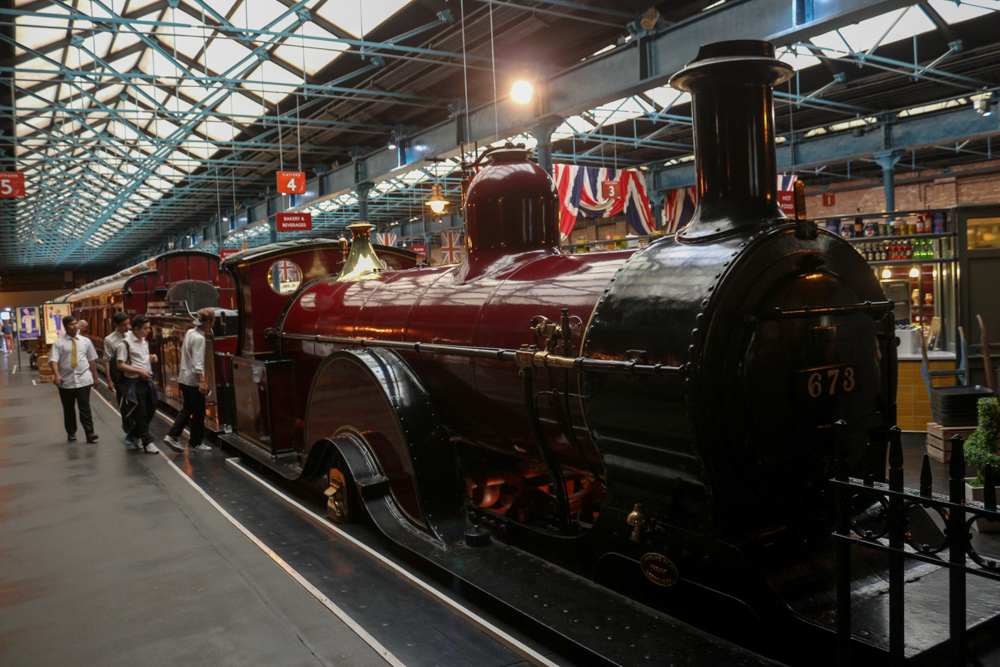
[
  {"xmin": 425, "ymin": 183, "xmax": 448, "ymax": 214},
  {"xmin": 511, "ymin": 79, "xmax": 533, "ymax": 105}
]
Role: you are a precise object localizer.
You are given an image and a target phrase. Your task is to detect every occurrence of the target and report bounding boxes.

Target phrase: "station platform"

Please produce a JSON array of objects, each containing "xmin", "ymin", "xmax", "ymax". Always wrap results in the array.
[{"xmin": 0, "ymin": 350, "xmax": 403, "ymax": 667}]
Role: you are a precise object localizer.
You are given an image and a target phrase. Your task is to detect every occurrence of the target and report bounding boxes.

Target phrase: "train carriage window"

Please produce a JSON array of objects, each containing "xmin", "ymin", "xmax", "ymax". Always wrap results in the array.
[{"xmin": 266, "ymin": 259, "xmax": 303, "ymax": 294}]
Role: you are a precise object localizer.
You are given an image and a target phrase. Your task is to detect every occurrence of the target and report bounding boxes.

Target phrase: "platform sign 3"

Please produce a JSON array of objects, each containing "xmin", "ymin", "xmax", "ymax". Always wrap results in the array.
[
  {"xmin": 43, "ymin": 303, "xmax": 71, "ymax": 345},
  {"xmin": 0, "ymin": 172, "xmax": 25, "ymax": 198},
  {"xmin": 276, "ymin": 171, "xmax": 306, "ymax": 195},
  {"xmin": 601, "ymin": 180, "xmax": 620, "ymax": 199},
  {"xmin": 18, "ymin": 307, "xmax": 40, "ymax": 339}
]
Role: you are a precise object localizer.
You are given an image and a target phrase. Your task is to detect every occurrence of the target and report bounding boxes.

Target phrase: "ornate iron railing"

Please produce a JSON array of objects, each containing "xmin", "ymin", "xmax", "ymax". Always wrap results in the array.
[{"xmin": 833, "ymin": 422, "xmax": 999, "ymax": 667}]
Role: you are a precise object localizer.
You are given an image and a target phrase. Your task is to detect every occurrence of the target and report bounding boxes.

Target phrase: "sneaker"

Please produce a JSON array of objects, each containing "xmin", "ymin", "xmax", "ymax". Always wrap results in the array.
[
  {"xmin": 190, "ymin": 443, "xmax": 211, "ymax": 452},
  {"xmin": 163, "ymin": 435, "xmax": 184, "ymax": 452},
  {"xmin": 143, "ymin": 443, "xmax": 159, "ymax": 454}
]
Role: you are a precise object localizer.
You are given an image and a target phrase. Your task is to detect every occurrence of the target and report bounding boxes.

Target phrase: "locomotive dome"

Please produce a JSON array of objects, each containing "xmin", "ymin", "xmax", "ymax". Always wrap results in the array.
[{"xmin": 463, "ymin": 144, "xmax": 561, "ymax": 266}]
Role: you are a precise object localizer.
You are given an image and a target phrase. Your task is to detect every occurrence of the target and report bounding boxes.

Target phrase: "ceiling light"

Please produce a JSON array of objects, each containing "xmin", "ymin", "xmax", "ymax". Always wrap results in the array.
[
  {"xmin": 976, "ymin": 94, "xmax": 992, "ymax": 116},
  {"xmin": 387, "ymin": 136, "xmax": 397, "ymax": 150},
  {"xmin": 511, "ymin": 79, "xmax": 533, "ymax": 105},
  {"xmin": 425, "ymin": 183, "xmax": 448, "ymax": 214},
  {"xmin": 640, "ymin": 7, "xmax": 661, "ymax": 31}
]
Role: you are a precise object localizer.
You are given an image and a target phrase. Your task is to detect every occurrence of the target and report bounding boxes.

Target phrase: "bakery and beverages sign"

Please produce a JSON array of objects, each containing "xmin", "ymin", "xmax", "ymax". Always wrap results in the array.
[{"xmin": 276, "ymin": 212, "xmax": 312, "ymax": 232}]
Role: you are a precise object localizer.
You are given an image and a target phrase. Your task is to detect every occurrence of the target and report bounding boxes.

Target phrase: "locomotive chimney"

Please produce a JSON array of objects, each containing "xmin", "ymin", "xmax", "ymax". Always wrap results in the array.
[{"xmin": 668, "ymin": 40, "xmax": 794, "ymax": 241}]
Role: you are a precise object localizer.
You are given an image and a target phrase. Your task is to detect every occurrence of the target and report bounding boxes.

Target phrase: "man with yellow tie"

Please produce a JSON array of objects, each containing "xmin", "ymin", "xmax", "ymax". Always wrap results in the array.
[{"xmin": 50, "ymin": 315, "xmax": 100, "ymax": 443}]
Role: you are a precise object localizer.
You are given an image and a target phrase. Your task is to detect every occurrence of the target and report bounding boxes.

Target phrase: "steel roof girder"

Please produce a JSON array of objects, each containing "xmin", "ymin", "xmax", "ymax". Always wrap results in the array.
[
  {"xmin": 651, "ymin": 104, "xmax": 1000, "ymax": 190},
  {"xmin": 231, "ymin": 0, "xmax": 925, "ymax": 232}
]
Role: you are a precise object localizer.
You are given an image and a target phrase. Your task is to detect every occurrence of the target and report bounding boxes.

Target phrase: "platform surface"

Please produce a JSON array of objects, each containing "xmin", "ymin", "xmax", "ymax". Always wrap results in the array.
[{"xmin": 0, "ymin": 351, "xmax": 393, "ymax": 667}]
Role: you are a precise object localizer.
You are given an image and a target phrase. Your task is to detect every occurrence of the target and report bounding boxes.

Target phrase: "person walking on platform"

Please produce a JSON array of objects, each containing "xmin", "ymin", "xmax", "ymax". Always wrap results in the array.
[
  {"xmin": 50, "ymin": 315, "xmax": 99, "ymax": 443},
  {"xmin": 116, "ymin": 314, "xmax": 159, "ymax": 454},
  {"xmin": 2, "ymin": 319, "xmax": 14, "ymax": 353},
  {"xmin": 164, "ymin": 309, "xmax": 215, "ymax": 453},
  {"xmin": 103, "ymin": 312, "xmax": 133, "ymax": 447}
]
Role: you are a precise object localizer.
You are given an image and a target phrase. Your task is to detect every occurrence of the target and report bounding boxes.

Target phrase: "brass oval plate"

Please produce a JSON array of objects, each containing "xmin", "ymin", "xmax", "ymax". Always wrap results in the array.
[{"xmin": 640, "ymin": 552, "xmax": 679, "ymax": 587}]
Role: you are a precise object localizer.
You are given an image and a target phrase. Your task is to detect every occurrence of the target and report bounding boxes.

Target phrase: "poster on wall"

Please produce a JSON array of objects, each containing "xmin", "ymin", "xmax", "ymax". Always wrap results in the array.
[
  {"xmin": 43, "ymin": 303, "xmax": 72, "ymax": 345},
  {"xmin": 18, "ymin": 307, "xmax": 40, "ymax": 339}
]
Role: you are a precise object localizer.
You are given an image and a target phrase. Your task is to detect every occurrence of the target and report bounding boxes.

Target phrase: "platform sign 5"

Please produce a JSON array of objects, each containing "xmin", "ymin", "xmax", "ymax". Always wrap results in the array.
[
  {"xmin": 43, "ymin": 303, "xmax": 71, "ymax": 345},
  {"xmin": 276, "ymin": 212, "xmax": 312, "ymax": 231},
  {"xmin": 18, "ymin": 307, "xmax": 40, "ymax": 339},
  {"xmin": 276, "ymin": 171, "xmax": 306, "ymax": 195},
  {"xmin": 0, "ymin": 172, "xmax": 25, "ymax": 198}
]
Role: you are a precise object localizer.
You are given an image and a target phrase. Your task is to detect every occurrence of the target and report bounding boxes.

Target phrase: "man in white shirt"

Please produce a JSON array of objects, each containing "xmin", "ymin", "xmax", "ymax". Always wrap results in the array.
[
  {"xmin": 50, "ymin": 315, "xmax": 99, "ymax": 442},
  {"xmin": 116, "ymin": 314, "xmax": 159, "ymax": 454},
  {"xmin": 103, "ymin": 311, "xmax": 133, "ymax": 446},
  {"xmin": 164, "ymin": 309, "xmax": 215, "ymax": 453}
]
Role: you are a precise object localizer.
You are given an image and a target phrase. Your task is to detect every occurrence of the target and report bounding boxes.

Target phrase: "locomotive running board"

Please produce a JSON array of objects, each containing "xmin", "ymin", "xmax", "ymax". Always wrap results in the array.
[{"xmin": 219, "ymin": 432, "xmax": 302, "ymax": 480}]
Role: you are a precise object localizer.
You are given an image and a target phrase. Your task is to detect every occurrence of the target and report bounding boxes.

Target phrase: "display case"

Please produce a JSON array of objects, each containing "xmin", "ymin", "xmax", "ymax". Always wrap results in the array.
[
  {"xmin": 812, "ymin": 208, "xmax": 958, "ymax": 353},
  {"xmin": 812, "ymin": 209, "xmax": 961, "ymax": 431}
]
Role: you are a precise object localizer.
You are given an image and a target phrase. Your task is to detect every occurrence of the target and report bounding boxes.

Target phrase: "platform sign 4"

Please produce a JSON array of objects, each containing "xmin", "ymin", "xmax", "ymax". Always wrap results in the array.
[
  {"xmin": 43, "ymin": 303, "xmax": 71, "ymax": 345},
  {"xmin": 276, "ymin": 171, "xmax": 306, "ymax": 195},
  {"xmin": 0, "ymin": 172, "xmax": 25, "ymax": 198},
  {"xmin": 276, "ymin": 212, "xmax": 312, "ymax": 231},
  {"xmin": 18, "ymin": 307, "xmax": 40, "ymax": 339}
]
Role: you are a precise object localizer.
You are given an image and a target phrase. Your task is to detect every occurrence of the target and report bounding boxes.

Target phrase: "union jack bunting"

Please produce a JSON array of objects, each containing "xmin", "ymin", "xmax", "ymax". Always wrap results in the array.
[
  {"xmin": 662, "ymin": 186, "xmax": 697, "ymax": 234},
  {"xmin": 374, "ymin": 232, "xmax": 397, "ymax": 247},
  {"xmin": 553, "ymin": 165, "xmax": 655, "ymax": 238},
  {"xmin": 439, "ymin": 230, "xmax": 464, "ymax": 264},
  {"xmin": 777, "ymin": 174, "xmax": 798, "ymax": 192}
]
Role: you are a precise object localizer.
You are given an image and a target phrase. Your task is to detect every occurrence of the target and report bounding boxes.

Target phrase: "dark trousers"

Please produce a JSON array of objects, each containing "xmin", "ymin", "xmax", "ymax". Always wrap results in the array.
[
  {"xmin": 58, "ymin": 385, "xmax": 94, "ymax": 437},
  {"xmin": 127, "ymin": 381, "xmax": 156, "ymax": 446},
  {"xmin": 113, "ymin": 383, "xmax": 132, "ymax": 435},
  {"xmin": 167, "ymin": 383, "xmax": 206, "ymax": 446}
]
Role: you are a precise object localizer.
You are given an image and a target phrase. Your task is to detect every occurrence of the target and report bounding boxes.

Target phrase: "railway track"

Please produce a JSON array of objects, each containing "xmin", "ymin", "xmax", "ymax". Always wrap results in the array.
[{"xmin": 91, "ymin": 379, "xmax": 571, "ymax": 667}]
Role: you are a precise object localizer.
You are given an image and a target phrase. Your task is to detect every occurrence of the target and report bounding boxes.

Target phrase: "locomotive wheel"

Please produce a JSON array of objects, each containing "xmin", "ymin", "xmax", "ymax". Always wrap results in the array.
[{"xmin": 303, "ymin": 348, "xmax": 467, "ymax": 545}]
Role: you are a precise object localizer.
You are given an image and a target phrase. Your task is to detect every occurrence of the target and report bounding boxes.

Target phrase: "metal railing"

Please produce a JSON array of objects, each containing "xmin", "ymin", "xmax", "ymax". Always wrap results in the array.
[{"xmin": 833, "ymin": 424, "xmax": 999, "ymax": 666}]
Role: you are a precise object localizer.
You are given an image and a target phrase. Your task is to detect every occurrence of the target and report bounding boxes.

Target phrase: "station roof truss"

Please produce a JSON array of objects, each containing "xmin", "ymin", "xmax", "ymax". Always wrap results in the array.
[{"xmin": 3, "ymin": 0, "xmax": 1000, "ymax": 273}]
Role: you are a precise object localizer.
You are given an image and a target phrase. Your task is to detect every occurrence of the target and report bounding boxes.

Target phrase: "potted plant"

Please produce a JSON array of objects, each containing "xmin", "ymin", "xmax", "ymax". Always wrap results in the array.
[{"xmin": 964, "ymin": 396, "xmax": 1000, "ymax": 532}]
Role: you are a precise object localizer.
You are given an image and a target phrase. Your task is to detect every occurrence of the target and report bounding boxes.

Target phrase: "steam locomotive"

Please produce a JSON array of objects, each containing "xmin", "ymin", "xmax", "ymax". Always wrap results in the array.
[{"xmin": 218, "ymin": 41, "xmax": 901, "ymax": 662}]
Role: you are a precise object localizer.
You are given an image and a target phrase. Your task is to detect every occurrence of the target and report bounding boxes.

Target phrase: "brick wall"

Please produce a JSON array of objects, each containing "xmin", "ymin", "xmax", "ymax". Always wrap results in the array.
[{"xmin": 805, "ymin": 159, "xmax": 1000, "ymax": 217}]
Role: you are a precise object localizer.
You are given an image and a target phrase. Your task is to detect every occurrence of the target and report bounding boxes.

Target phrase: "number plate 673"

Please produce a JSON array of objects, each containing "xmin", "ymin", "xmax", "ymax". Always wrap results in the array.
[{"xmin": 799, "ymin": 364, "xmax": 856, "ymax": 398}]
